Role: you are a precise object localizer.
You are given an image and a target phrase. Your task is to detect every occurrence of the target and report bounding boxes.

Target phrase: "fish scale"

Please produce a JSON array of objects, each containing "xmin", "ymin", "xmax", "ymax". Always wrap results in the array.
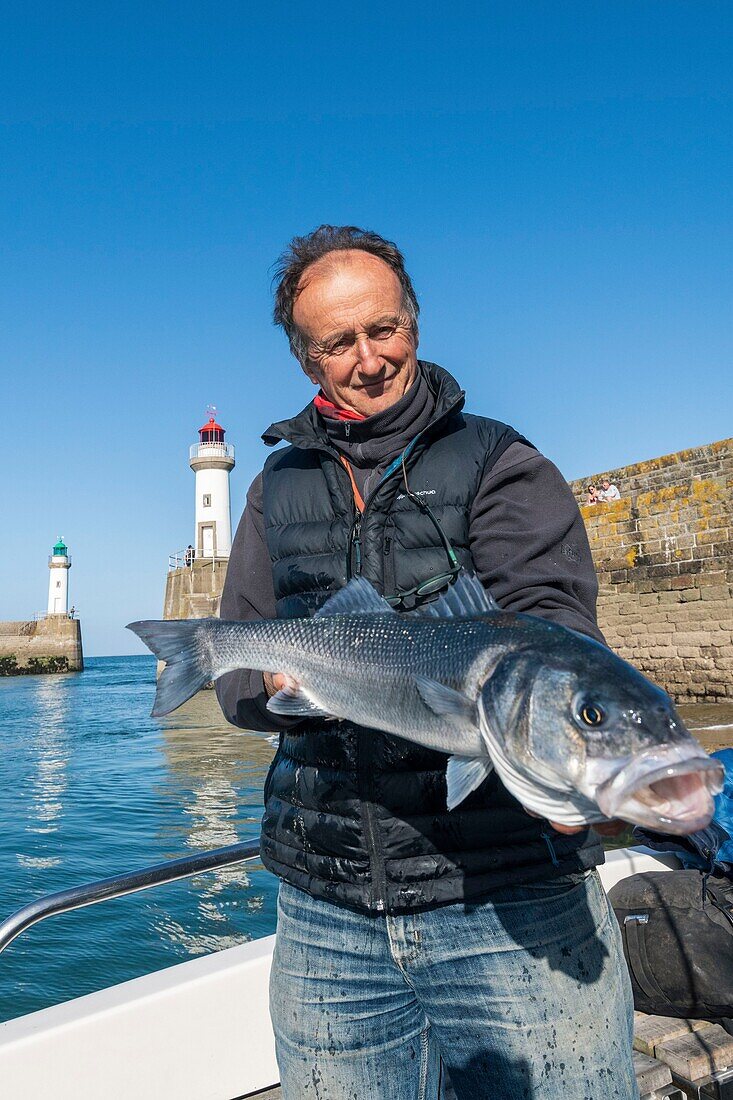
[{"xmin": 129, "ymin": 573, "xmax": 724, "ymax": 834}]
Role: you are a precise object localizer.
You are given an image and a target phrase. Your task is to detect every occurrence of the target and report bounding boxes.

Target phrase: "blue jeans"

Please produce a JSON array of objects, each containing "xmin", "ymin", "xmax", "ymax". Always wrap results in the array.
[{"xmin": 270, "ymin": 870, "xmax": 638, "ymax": 1099}]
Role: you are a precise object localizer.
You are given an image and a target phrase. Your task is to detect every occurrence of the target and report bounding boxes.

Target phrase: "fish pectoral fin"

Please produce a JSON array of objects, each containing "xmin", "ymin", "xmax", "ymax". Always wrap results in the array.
[
  {"xmin": 314, "ymin": 578, "xmax": 395, "ymax": 618},
  {"xmin": 446, "ymin": 756, "xmax": 494, "ymax": 810},
  {"xmin": 266, "ymin": 687, "xmax": 336, "ymax": 719},
  {"xmin": 415, "ymin": 675, "xmax": 477, "ymax": 724}
]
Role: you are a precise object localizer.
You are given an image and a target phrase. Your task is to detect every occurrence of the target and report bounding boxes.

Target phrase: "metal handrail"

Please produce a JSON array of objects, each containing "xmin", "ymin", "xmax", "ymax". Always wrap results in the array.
[
  {"xmin": 0, "ymin": 840, "xmax": 261, "ymax": 956},
  {"xmin": 168, "ymin": 547, "xmax": 230, "ymax": 570},
  {"xmin": 189, "ymin": 442, "xmax": 235, "ymax": 462}
]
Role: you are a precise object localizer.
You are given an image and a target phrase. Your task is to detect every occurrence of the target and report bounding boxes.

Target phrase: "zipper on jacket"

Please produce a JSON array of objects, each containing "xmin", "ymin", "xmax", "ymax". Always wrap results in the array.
[
  {"xmin": 348, "ymin": 513, "xmax": 362, "ymax": 578},
  {"xmin": 358, "ymin": 727, "xmax": 387, "ymax": 912},
  {"xmin": 333, "ymin": 410, "xmax": 462, "ymax": 913}
]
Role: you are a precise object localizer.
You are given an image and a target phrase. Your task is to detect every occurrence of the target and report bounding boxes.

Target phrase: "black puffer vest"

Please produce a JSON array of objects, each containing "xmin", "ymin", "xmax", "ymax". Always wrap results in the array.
[{"xmin": 259, "ymin": 363, "xmax": 602, "ymax": 913}]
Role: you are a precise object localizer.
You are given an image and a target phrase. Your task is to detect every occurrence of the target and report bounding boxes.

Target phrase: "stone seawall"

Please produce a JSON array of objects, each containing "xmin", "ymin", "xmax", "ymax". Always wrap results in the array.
[
  {"xmin": 569, "ymin": 438, "xmax": 732, "ymax": 703},
  {"xmin": 0, "ymin": 617, "xmax": 84, "ymax": 673}
]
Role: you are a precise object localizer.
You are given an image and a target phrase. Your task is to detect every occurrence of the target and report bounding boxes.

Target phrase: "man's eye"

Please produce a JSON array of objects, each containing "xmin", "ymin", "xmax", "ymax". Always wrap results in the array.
[{"xmin": 371, "ymin": 325, "xmax": 397, "ymax": 340}]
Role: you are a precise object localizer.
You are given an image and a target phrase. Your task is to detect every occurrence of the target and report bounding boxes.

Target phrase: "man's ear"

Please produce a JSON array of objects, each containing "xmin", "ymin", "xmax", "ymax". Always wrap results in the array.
[{"xmin": 301, "ymin": 360, "xmax": 320, "ymax": 387}]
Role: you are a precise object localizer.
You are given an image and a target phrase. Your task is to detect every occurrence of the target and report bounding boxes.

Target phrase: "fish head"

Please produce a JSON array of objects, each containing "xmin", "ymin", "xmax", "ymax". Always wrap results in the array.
[{"xmin": 479, "ymin": 641, "xmax": 724, "ymax": 835}]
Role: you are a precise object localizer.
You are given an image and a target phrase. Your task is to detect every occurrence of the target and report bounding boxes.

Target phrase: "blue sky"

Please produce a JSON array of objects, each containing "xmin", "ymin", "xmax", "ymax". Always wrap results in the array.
[{"xmin": 2, "ymin": 2, "xmax": 731, "ymax": 655}]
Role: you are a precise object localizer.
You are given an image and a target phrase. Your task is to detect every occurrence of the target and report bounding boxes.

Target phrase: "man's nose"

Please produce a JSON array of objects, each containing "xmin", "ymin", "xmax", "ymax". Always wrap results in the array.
[{"xmin": 354, "ymin": 333, "xmax": 384, "ymax": 375}]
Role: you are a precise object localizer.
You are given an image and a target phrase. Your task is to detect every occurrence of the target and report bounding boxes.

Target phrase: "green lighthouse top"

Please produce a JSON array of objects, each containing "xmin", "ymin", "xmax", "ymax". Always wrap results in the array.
[{"xmin": 52, "ymin": 536, "xmax": 67, "ymax": 557}]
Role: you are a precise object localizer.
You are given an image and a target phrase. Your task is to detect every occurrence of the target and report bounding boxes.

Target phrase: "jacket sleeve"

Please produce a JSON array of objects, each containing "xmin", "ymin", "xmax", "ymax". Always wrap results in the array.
[
  {"xmin": 469, "ymin": 442, "xmax": 605, "ymax": 644},
  {"xmin": 215, "ymin": 473, "xmax": 300, "ymax": 732}
]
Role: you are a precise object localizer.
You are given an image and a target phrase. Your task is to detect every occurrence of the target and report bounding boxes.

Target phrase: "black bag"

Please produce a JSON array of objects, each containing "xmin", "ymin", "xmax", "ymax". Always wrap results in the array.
[{"xmin": 608, "ymin": 870, "xmax": 733, "ymax": 1019}]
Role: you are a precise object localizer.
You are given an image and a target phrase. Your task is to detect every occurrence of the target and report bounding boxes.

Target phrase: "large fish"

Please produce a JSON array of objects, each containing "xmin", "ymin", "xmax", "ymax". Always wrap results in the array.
[{"xmin": 128, "ymin": 574, "xmax": 723, "ymax": 835}]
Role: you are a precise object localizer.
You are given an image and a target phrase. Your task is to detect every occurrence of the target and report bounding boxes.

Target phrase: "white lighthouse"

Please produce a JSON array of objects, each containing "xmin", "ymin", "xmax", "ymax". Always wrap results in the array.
[
  {"xmin": 189, "ymin": 410, "xmax": 235, "ymax": 559},
  {"xmin": 47, "ymin": 536, "xmax": 71, "ymax": 616}
]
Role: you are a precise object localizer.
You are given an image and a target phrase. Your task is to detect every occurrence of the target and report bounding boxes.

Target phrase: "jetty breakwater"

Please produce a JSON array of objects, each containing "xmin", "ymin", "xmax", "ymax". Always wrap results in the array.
[
  {"xmin": 570, "ymin": 438, "xmax": 732, "ymax": 704},
  {"xmin": 0, "ymin": 616, "xmax": 83, "ymax": 674}
]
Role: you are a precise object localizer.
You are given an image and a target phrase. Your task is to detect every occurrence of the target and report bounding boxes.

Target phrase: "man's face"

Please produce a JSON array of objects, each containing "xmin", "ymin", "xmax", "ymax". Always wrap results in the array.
[
  {"xmin": 292, "ymin": 250, "xmax": 418, "ymax": 417},
  {"xmin": 602, "ymin": 479, "xmax": 610, "ymax": 490}
]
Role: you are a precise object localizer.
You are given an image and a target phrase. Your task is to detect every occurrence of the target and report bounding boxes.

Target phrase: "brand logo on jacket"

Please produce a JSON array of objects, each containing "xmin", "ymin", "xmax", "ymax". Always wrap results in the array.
[{"xmin": 396, "ymin": 489, "xmax": 436, "ymax": 501}]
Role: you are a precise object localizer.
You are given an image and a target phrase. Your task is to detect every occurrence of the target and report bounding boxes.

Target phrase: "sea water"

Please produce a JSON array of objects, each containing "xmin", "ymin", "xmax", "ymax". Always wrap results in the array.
[
  {"xmin": 0, "ymin": 657, "xmax": 730, "ymax": 1024},
  {"xmin": 0, "ymin": 656, "xmax": 278, "ymax": 1024}
]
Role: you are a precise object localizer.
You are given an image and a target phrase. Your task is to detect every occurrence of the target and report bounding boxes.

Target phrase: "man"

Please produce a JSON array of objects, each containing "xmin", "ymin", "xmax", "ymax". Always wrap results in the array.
[
  {"xmin": 599, "ymin": 476, "xmax": 621, "ymax": 502},
  {"xmin": 217, "ymin": 226, "xmax": 636, "ymax": 1099}
]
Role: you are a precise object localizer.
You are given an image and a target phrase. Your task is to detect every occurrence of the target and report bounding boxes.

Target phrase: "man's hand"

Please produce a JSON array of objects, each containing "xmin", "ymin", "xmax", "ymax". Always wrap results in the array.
[{"xmin": 263, "ymin": 671, "xmax": 293, "ymax": 697}]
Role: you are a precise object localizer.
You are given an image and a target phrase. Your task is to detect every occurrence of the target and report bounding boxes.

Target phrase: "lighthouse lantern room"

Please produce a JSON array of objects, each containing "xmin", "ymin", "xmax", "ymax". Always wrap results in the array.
[
  {"xmin": 47, "ymin": 537, "xmax": 71, "ymax": 616},
  {"xmin": 189, "ymin": 409, "xmax": 235, "ymax": 559}
]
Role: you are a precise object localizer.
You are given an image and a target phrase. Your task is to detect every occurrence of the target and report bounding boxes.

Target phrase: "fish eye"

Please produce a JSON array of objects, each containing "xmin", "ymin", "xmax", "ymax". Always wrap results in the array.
[{"xmin": 575, "ymin": 700, "xmax": 606, "ymax": 728}]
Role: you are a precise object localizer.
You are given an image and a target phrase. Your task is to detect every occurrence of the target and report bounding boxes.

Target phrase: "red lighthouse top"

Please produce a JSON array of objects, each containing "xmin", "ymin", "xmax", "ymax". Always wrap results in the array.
[{"xmin": 198, "ymin": 416, "xmax": 226, "ymax": 444}]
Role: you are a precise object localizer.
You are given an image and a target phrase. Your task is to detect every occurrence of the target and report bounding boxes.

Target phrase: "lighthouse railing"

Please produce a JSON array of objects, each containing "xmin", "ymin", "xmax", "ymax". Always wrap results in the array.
[
  {"xmin": 189, "ymin": 442, "xmax": 235, "ymax": 462},
  {"xmin": 32, "ymin": 610, "xmax": 78, "ymax": 621},
  {"xmin": 168, "ymin": 547, "xmax": 230, "ymax": 570}
]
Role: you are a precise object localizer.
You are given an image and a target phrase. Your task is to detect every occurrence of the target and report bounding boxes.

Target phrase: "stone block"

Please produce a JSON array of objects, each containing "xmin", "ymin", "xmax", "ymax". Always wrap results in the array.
[
  {"xmin": 701, "ymin": 585, "xmax": 732, "ymax": 601},
  {"xmin": 633, "ymin": 1014, "xmax": 713, "ymax": 1057},
  {"xmin": 632, "ymin": 1051, "xmax": 673, "ymax": 1094},
  {"xmin": 697, "ymin": 528, "xmax": 729, "ymax": 545},
  {"xmin": 654, "ymin": 1025, "xmax": 733, "ymax": 1079},
  {"xmin": 674, "ymin": 632, "xmax": 712, "ymax": 646}
]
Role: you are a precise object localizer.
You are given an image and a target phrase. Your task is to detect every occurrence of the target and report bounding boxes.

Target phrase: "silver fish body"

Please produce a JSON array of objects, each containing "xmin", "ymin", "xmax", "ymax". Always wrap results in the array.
[{"xmin": 129, "ymin": 575, "xmax": 723, "ymax": 835}]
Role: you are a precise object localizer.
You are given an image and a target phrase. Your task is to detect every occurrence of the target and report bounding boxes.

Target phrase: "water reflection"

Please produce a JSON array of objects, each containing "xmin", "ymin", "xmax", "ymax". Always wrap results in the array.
[
  {"xmin": 152, "ymin": 689, "xmax": 275, "ymax": 954},
  {"xmin": 18, "ymin": 676, "xmax": 72, "ymax": 868}
]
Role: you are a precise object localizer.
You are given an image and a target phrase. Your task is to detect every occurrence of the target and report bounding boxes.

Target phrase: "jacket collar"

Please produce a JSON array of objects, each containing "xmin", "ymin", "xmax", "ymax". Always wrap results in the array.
[{"xmin": 262, "ymin": 361, "xmax": 465, "ymax": 450}]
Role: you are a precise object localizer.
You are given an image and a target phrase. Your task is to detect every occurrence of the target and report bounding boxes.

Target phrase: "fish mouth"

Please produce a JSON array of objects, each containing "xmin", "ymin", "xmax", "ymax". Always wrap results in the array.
[{"xmin": 595, "ymin": 744, "xmax": 724, "ymax": 836}]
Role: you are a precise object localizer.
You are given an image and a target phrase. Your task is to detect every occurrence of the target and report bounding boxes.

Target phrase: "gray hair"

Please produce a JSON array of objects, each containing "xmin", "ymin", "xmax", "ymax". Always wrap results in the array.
[{"xmin": 272, "ymin": 225, "xmax": 420, "ymax": 364}]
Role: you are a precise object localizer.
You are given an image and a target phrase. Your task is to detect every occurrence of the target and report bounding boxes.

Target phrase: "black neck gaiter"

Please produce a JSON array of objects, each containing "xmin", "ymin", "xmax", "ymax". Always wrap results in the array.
[{"xmin": 319, "ymin": 366, "xmax": 435, "ymax": 499}]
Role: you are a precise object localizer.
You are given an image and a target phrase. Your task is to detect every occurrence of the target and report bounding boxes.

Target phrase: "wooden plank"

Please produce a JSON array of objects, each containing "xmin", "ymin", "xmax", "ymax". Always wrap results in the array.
[
  {"xmin": 633, "ymin": 1051, "xmax": 673, "ymax": 1093},
  {"xmin": 655, "ymin": 1026, "xmax": 733, "ymax": 1080},
  {"xmin": 634, "ymin": 1013, "xmax": 716, "ymax": 1056}
]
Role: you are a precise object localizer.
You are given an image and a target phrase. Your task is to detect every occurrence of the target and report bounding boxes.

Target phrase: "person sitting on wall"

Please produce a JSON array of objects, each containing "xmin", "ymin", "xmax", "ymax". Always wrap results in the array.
[
  {"xmin": 598, "ymin": 476, "xmax": 621, "ymax": 501},
  {"xmin": 585, "ymin": 483, "xmax": 599, "ymax": 504}
]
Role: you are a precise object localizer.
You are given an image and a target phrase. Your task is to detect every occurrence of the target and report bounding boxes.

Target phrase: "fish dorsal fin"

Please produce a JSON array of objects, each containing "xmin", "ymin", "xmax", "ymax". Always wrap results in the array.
[
  {"xmin": 314, "ymin": 578, "xmax": 395, "ymax": 618},
  {"xmin": 415, "ymin": 572, "xmax": 501, "ymax": 619}
]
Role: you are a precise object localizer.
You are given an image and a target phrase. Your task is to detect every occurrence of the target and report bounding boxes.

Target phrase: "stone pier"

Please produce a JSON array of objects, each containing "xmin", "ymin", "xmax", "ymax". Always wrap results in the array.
[
  {"xmin": 0, "ymin": 616, "xmax": 83, "ymax": 674},
  {"xmin": 162, "ymin": 557, "xmax": 228, "ymax": 621}
]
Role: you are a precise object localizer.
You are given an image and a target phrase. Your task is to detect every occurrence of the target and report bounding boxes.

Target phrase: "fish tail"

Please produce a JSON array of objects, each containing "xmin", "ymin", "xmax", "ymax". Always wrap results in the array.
[{"xmin": 127, "ymin": 618, "xmax": 217, "ymax": 716}]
